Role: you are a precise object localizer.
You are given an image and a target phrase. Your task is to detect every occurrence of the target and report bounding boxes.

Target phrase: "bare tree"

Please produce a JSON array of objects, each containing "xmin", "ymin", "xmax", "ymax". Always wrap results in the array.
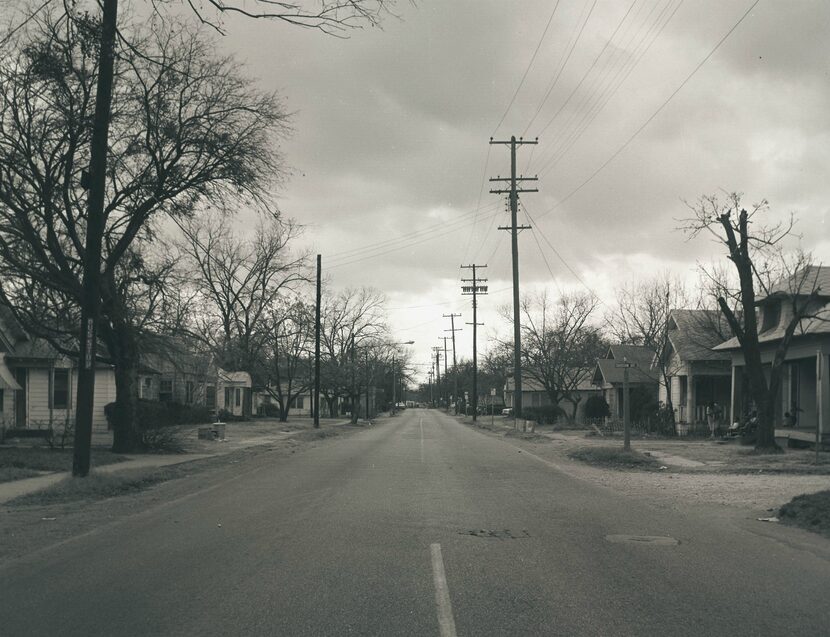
[
  {"xmin": 319, "ymin": 288, "xmax": 387, "ymax": 422},
  {"xmin": 682, "ymin": 192, "xmax": 824, "ymax": 451},
  {"xmin": 605, "ymin": 273, "xmax": 689, "ymax": 420},
  {"xmin": 262, "ymin": 299, "xmax": 314, "ymax": 421},
  {"xmin": 180, "ymin": 211, "xmax": 306, "ymax": 375},
  {"xmin": 503, "ymin": 291, "xmax": 606, "ymax": 421},
  {"xmin": 0, "ymin": 13, "xmax": 289, "ymax": 453}
]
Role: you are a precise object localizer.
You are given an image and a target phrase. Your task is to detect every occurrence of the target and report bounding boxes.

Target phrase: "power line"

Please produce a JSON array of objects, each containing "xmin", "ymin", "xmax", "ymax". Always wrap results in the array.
[
  {"xmin": 535, "ymin": 0, "xmax": 640, "ymax": 140},
  {"xmin": 491, "ymin": 0, "xmax": 562, "ymax": 137},
  {"xmin": 534, "ymin": 0, "xmax": 684, "ymax": 177},
  {"xmin": 523, "ymin": 0, "xmax": 599, "ymax": 136},
  {"xmin": 326, "ymin": 200, "xmax": 500, "ymax": 262},
  {"xmin": 534, "ymin": 0, "xmax": 761, "ymax": 221}
]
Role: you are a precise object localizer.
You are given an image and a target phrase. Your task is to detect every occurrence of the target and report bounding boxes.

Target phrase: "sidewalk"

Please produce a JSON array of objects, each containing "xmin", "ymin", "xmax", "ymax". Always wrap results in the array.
[
  {"xmin": 0, "ymin": 453, "xmax": 216, "ymax": 505},
  {"xmin": 0, "ymin": 417, "xmax": 354, "ymax": 505}
]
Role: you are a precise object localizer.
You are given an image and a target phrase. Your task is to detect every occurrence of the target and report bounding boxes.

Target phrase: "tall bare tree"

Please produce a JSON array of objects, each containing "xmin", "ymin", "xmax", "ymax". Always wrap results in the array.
[
  {"xmin": 682, "ymin": 192, "xmax": 824, "ymax": 451},
  {"xmin": 319, "ymin": 288, "xmax": 387, "ymax": 421},
  {"xmin": 0, "ymin": 13, "xmax": 288, "ymax": 454},
  {"xmin": 180, "ymin": 211, "xmax": 306, "ymax": 375},
  {"xmin": 262, "ymin": 299, "xmax": 314, "ymax": 421}
]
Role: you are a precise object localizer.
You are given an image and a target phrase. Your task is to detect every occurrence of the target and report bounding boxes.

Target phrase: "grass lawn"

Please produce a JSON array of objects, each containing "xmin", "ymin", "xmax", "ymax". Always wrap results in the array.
[
  {"xmin": 9, "ymin": 466, "xmax": 178, "ymax": 506},
  {"xmin": 569, "ymin": 446, "xmax": 660, "ymax": 471},
  {"xmin": 0, "ymin": 447, "xmax": 128, "ymax": 482},
  {"xmin": 779, "ymin": 490, "xmax": 830, "ymax": 537}
]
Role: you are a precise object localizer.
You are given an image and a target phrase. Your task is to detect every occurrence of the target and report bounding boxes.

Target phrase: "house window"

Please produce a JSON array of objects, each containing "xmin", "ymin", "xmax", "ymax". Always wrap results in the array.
[
  {"xmin": 53, "ymin": 369, "xmax": 69, "ymax": 410},
  {"xmin": 225, "ymin": 387, "xmax": 233, "ymax": 410},
  {"xmin": 185, "ymin": 381, "xmax": 195, "ymax": 405},
  {"xmin": 159, "ymin": 379, "xmax": 174, "ymax": 402},
  {"xmin": 206, "ymin": 385, "xmax": 216, "ymax": 408},
  {"xmin": 235, "ymin": 388, "xmax": 241, "ymax": 407},
  {"xmin": 761, "ymin": 301, "xmax": 781, "ymax": 332},
  {"xmin": 141, "ymin": 376, "xmax": 152, "ymax": 399},
  {"xmin": 290, "ymin": 396, "xmax": 304, "ymax": 409}
]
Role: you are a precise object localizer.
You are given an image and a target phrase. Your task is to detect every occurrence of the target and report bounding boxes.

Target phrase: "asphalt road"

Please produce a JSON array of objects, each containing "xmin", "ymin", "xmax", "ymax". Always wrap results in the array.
[{"xmin": 2, "ymin": 408, "xmax": 829, "ymax": 636}]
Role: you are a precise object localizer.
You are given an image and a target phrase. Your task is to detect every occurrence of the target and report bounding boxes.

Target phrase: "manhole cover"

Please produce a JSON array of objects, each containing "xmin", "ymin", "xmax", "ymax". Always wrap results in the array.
[
  {"xmin": 605, "ymin": 534, "xmax": 679, "ymax": 546},
  {"xmin": 459, "ymin": 529, "xmax": 530, "ymax": 540}
]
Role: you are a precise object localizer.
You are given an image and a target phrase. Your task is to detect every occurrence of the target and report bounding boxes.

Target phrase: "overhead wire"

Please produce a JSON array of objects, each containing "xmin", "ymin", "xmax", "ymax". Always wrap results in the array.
[
  {"xmin": 490, "ymin": 0, "xmax": 562, "ymax": 137},
  {"xmin": 535, "ymin": 0, "xmax": 684, "ymax": 178},
  {"xmin": 533, "ymin": 0, "xmax": 762, "ymax": 222},
  {"xmin": 529, "ymin": 0, "xmax": 673, "ymax": 173},
  {"xmin": 523, "ymin": 0, "xmax": 599, "ymax": 137}
]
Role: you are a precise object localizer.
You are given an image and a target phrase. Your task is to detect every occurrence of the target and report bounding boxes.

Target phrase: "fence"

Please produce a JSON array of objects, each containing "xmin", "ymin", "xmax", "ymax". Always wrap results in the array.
[{"xmin": 586, "ymin": 417, "xmax": 707, "ymax": 437}]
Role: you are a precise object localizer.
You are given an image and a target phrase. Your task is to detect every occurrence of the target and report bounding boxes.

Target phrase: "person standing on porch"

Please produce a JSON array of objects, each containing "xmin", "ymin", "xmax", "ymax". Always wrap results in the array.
[{"xmin": 707, "ymin": 401, "xmax": 720, "ymax": 439}]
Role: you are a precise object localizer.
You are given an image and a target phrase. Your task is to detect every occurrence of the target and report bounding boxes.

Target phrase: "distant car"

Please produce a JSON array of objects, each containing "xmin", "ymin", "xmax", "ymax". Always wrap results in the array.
[
  {"xmin": 395, "ymin": 402, "xmax": 406, "ymax": 409},
  {"xmin": 501, "ymin": 408, "xmax": 513, "ymax": 417}
]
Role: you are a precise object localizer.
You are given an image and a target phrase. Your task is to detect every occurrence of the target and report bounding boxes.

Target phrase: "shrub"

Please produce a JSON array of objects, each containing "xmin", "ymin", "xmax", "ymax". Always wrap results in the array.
[
  {"xmin": 523, "ymin": 404, "xmax": 567, "ymax": 424},
  {"xmin": 259, "ymin": 402, "xmax": 282, "ymax": 418},
  {"xmin": 105, "ymin": 400, "xmax": 214, "ymax": 430},
  {"xmin": 585, "ymin": 395, "xmax": 611, "ymax": 419}
]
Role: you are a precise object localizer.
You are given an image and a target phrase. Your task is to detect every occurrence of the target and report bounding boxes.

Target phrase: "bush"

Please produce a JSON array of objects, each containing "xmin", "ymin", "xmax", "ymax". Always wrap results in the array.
[
  {"xmin": 259, "ymin": 402, "xmax": 281, "ymax": 418},
  {"xmin": 585, "ymin": 395, "xmax": 611, "ymax": 419},
  {"xmin": 522, "ymin": 404, "xmax": 567, "ymax": 424},
  {"xmin": 105, "ymin": 400, "xmax": 214, "ymax": 430}
]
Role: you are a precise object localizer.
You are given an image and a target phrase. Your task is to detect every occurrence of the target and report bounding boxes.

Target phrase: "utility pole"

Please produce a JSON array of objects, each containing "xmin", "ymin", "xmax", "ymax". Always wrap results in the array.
[
  {"xmin": 439, "ymin": 336, "xmax": 450, "ymax": 411},
  {"xmin": 490, "ymin": 136, "xmax": 538, "ymax": 422},
  {"xmin": 365, "ymin": 349, "xmax": 370, "ymax": 420},
  {"xmin": 461, "ymin": 264, "xmax": 487, "ymax": 421},
  {"xmin": 314, "ymin": 254, "xmax": 321, "ymax": 428},
  {"xmin": 616, "ymin": 356, "xmax": 633, "ymax": 451},
  {"xmin": 444, "ymin": 314, "xmax": 462, "ymax": 413},
  {"xmin": 432, "ymin": 347, "xmax": 442, "ymax": 408},
  {"xmin": 428, "ymin": 370, "xmax": 434, "ymax": 408}
]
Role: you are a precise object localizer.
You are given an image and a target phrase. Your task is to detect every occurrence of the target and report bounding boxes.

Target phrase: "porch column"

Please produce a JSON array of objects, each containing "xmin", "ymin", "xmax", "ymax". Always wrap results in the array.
[
  {"xmin": 818, "ymin": 349, "xmax": 829, "ymax": 440},
  {"xmin": 687, "ymin": 373, "xmax": 696, "ymax": 424},
  {"xmin": 730, "ymin": 364, "xmax": 738, "ymax": 425}
]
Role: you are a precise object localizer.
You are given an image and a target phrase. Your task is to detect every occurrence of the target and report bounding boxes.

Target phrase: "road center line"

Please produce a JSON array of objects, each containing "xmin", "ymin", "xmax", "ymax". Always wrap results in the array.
[
  {"xmin": 420, "ymin": 419, "xmax": 425, "ymax": 463},
  {"xmin": 429, "ymin": 543, "xmax": 458, "ymax": 637}
]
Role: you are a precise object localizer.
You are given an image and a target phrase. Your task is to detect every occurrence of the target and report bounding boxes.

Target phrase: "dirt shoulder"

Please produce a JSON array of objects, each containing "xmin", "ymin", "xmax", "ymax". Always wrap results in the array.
[
  {"xmin": 0, "ymin": 417, "xmax": 368, "ymax": 563},
  {"xmin": 457, "ymin": 414, "xmax": 830, "ymax": 515}
]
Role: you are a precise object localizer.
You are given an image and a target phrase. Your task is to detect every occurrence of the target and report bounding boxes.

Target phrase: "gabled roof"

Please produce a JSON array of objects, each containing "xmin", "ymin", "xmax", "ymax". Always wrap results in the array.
[
  {"xmin": 593, "ymin": 344, "xmax": 658, "ymax": 386},
  {"xmin": 606, "ymin": 344, "xmax": 655, "ymax": 369},
  {"xmin": 667, "ymin": 309, "xmax": 731, "ymax": 362},
  {"xmin": 504, "ymin": 369, "xmax": 595, "ymax": 393},
  {"xmin": 218, "ymin": 368, "xmax": 252, "ymax": 386}
]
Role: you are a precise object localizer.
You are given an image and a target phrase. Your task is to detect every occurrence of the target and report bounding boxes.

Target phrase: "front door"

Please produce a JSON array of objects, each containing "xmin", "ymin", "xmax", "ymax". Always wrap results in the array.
[{"xmin": 14, "ymin": 368, "xmax": 26, "ymax": 427}]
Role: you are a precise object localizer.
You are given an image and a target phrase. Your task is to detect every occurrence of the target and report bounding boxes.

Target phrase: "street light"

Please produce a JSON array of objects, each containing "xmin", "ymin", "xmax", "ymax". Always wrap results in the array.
[{"xmin": 391, "ymin": 341, "xmax": 414, "ymax": 414}]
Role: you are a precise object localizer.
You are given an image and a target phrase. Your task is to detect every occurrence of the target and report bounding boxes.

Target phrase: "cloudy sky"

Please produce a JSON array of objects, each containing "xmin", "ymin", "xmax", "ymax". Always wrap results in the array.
[{"xmin": 214, "ymin": 0, "xmax": 830, "ymax": 380}]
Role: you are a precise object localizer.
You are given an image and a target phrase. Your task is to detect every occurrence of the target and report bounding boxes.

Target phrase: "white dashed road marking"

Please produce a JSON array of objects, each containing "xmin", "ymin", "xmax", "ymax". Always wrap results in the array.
[{"xmin": 430, "ymin": 543, "xmax": 458, "ymax": 637}]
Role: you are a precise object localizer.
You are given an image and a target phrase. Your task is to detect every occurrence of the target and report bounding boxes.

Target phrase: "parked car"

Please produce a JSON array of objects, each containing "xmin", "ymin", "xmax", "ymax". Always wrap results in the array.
[{"xmin": 501, "ymin": 408, "xmax": 513, "ymax": 417}]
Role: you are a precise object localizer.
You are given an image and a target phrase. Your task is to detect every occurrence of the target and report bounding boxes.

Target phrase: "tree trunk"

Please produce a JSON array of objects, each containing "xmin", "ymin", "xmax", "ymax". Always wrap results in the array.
[
  {"xmin": 99, "ymin": 276, "xmax": 141, "ymax": 453},
  {"xmin": 111, "ymin": 352, "xmax": 140, "ymax": 452},
  {"xmin": 72, "ymin": 0, "xmax": 119, "ymax": 477},
  {"xmin": 279, "ymin": 403, "xmax": 289, "ymax": 422},
  {"xmin": 746, "ymin": 364, "xmax": 779, "ymax": 451}
]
